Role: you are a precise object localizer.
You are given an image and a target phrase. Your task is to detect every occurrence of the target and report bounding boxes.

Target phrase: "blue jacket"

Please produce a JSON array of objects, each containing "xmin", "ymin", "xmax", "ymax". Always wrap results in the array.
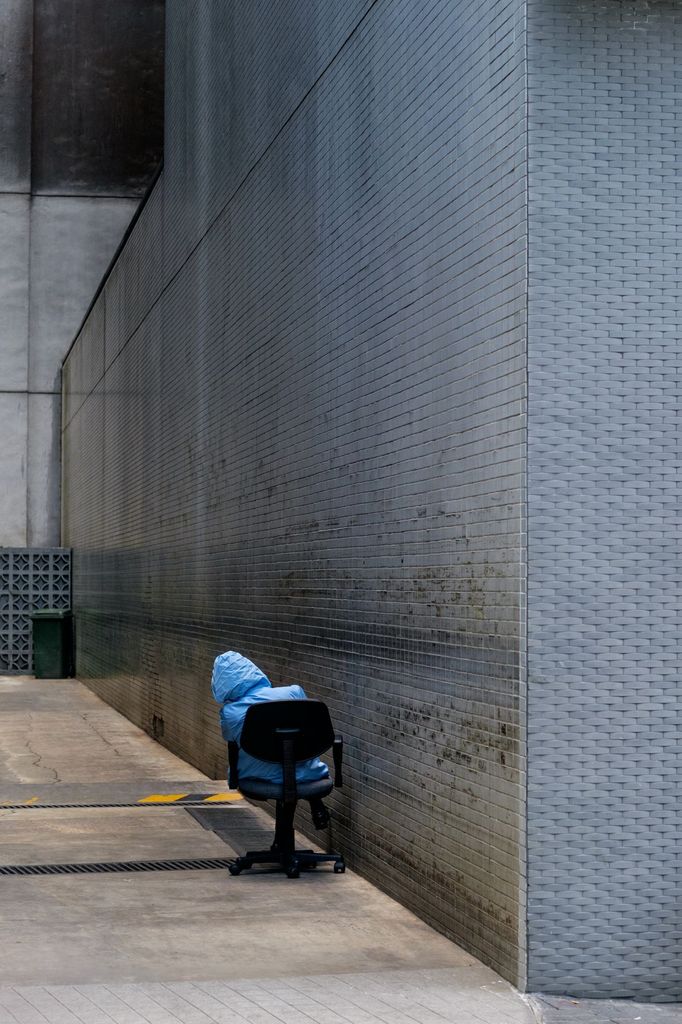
[{"xmin": 211, "ymin": 651, "xmax": 330, "ymax": 785}]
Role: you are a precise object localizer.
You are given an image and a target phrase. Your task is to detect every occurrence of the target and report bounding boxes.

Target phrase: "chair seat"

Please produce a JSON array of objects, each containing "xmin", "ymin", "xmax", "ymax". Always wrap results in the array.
[{"xmin": 238, "ymin": 776, "xmax": 333, "ymax": 801}]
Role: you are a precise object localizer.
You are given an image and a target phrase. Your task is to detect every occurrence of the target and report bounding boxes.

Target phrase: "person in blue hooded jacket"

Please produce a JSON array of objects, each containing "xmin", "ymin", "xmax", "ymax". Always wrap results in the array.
[{"xmin": 211, "ymin": 650, "xmax": 330, "ymax": 828}]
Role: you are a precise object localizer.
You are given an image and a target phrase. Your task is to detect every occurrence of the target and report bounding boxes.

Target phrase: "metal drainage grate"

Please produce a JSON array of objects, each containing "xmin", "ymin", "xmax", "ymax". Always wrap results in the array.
[{"xmin": 0, "ymin": 857, "xmax": 235, "ymax": 877}]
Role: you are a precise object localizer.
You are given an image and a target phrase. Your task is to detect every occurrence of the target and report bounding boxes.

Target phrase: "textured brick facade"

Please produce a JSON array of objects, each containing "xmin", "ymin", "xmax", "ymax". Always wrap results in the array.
[
  {"xmin": 63, "ymin": 0, "xmax": 528, "ymax": 984},
  {"xmin": 62, "ymin": 0, "xmax": 682, "ymax": 999},
  {"xmin": 526, "ymin": 0, "xmax": 681, "ymax": 1001}
]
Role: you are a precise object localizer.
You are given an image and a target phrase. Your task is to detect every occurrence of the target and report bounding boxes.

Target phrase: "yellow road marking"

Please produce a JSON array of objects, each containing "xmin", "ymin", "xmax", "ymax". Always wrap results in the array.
[
  {"xmin": 137, "ymin": 793, "xmax": 188, "ymax": 804},
  {"xmin": 1, "ymin": 793, "xmax": 244, "ymax": 807}
]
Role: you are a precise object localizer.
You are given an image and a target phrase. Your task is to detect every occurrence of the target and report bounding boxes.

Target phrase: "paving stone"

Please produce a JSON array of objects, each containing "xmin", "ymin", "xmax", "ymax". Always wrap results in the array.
[{"xmin": 1, "ymin": 971, "xmax": 536, "ymax": 1024}]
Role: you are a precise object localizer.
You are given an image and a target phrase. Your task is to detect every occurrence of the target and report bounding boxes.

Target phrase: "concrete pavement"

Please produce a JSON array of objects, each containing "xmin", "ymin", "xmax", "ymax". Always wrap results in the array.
[
  {"xmin": 3, "ymin": 675, "xmax": 677, "ymax": 1024},
  {"xmin": 530, "ymin": 995, "xmax": 682, "ymax": 1024},
  {"xmin": 0, "ymin": 675, "xmax": 536, "ymax": 1023}
]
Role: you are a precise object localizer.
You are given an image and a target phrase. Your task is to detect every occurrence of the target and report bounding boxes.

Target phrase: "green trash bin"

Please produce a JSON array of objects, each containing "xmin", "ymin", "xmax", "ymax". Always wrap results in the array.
[{"xmin": 31, "ymin": 609, "xmax": 74, "ymax": 679}]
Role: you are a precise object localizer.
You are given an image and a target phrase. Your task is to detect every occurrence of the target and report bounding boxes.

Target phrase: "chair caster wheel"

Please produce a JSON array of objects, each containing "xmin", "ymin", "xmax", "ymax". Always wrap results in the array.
[
  {"xmin": 286, "ymin": 858, "xmax": 300, "ymax": 879},
  {"xmin": 228, "ymin": 863, "xmax": 242, "ymax": 876},
  {"xmin": 333, "ymin": 860, "xmax": 346, "ymax": 874}
]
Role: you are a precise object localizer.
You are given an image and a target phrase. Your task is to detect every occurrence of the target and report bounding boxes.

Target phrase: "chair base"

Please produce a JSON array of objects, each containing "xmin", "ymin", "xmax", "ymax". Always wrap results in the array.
[
  {"xmin": 228, "ymin": 847, "xmax": 345, "ymax": 879},
  {"xmin": 227, "ymin": 798, "xmax": 344, "ymax": 879}
]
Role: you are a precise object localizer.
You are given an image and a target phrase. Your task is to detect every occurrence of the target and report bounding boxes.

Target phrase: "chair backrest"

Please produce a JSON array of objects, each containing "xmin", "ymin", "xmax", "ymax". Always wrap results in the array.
[{"xmin": 240, "ymin": 700, "xmax": 334, "ymax": 763}]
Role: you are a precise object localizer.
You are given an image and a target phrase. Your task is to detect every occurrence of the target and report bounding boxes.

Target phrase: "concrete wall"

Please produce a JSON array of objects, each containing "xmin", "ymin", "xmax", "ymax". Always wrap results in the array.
[
  {"xmin": 63, "ymin": 0, "xmax": 528, "ymax": 984},
  {"xmin": 0, "ymin": 0, "xmax": 163, "ymax": 547},
  {"xmin": 527, "ymin": 0, "xmax": 682, "ymax": 1001}
]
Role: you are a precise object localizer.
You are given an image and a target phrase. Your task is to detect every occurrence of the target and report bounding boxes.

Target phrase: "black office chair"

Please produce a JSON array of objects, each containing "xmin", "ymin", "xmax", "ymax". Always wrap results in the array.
[{"xmin": 226, "ymin": 699, "xmax": 345, "ymax": 879}]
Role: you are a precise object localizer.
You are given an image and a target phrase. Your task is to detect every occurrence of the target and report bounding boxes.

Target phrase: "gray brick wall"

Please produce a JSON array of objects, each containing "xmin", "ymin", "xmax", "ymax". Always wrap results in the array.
[
  {"xmin": 62, "ymin": 0, "xmax": 528, "ymax": 983},
  {"xmin": 527, "ymin": 0, "xmax": 682, "ymax": 1001}
]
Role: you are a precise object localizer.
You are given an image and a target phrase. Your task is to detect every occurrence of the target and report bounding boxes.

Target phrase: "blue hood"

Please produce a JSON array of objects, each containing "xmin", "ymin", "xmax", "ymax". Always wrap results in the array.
[{"xmin": 211, "ymin": 651, "xmax": 271, "ymax": 704}]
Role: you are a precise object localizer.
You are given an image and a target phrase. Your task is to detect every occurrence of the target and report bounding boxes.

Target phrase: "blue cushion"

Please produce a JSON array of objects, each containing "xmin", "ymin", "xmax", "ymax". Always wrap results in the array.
[{"xmin": 239, "ymin": 777, "xmax": 333, "ymax": 801}]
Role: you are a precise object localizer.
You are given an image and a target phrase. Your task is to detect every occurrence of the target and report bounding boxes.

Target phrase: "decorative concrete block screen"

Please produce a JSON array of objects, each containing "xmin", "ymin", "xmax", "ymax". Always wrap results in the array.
[{"xmin": 0, "ymin": 548, "xmax": 71, "ymax": 672}]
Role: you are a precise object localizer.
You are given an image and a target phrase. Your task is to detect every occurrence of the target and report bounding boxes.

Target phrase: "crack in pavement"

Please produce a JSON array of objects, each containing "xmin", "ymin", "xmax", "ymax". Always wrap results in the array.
[
  {"xmin": 22, "ymin": 715, "xmax": 61, "ymax": 783},
  {"xmin": 79, "ymin": 713, "xmax": 128, "ymax": 759}
]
